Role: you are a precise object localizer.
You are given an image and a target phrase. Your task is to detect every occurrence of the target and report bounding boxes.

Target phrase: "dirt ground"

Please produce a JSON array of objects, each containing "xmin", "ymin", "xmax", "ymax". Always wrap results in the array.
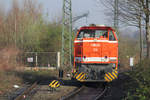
[
  {"xmin": 32, "ymin": 85, "xmax": 77, "ymax": 100},
  {"xmin": 103, "ymin": 73, "xmax": 131, "ymax": 100}
]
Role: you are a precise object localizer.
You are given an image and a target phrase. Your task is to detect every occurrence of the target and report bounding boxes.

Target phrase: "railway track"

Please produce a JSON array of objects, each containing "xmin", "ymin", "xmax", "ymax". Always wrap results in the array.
[
  {"xmin": 1, "ymin": 80, "xmax": 108, "ymax": 100},
  {"xmin": 60, "ymin": 83, "xmax": 108, "ymax": 100},
  {"xmin": 6, "ymin": 80, "xmax": 78, "ymax": 100},
  {"xmin": 14, "ymin": 81, "xmax": 39, "ymax": 100}
]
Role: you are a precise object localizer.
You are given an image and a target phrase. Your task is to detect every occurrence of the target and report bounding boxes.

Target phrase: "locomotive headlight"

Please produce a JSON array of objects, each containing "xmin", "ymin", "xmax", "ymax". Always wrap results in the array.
[
  {"xmin": 83, "ymin": 56, "xmax": 87, "ymax": 61},
  {"xmin": 112, "ymin": 64, "xmax": 116, "ymax": 69}
]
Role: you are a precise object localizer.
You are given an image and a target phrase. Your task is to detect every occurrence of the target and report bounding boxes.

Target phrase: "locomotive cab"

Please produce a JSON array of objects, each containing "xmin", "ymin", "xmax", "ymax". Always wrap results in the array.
[{"xmin": 73, "ymin": 25, "xmax": 118, "ymax": 82}]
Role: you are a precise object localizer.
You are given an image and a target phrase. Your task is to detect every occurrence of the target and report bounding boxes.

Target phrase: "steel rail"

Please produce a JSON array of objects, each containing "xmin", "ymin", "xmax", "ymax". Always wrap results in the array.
[
  {"xmin": 94, "ymin": 84, "xmax": 108, "ymax": 100},
  {"xmin": 60, "ymin": 83, "xmax": 108, "ymax": 100},
  {"xmin": 60, "ymin": 86, "xmax": 84, "ymax": 100},
  {"xmin": 15, "ymin": 82, "xmax": 38, "ymax": 100}
]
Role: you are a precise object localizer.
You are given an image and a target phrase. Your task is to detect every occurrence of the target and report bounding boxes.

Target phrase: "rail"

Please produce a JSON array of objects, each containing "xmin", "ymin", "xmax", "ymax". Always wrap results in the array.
[
  {"xmin": 94, "ymin": 84, "xmax": 108, "ymax": 100},
  {"xmin": 60, "ymin": 83, "xmax": 108, "ymax": 100},
  {"xmin": 15, "ymin": 82, "xmax": 38, "ymax": 100},
  {"xmin": 60, "ymin": 86, "xmax": 84, "ymax": 100}
]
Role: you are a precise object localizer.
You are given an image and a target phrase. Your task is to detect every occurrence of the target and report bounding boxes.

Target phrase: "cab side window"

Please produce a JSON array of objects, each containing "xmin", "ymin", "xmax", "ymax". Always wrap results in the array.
[
  {"xmin": 77, "ymin": 31, "xmax": 84, "ymax": 38},
  {"xmin": 109, "ymin": 31, "xmax": 116, "ymax": 41}
]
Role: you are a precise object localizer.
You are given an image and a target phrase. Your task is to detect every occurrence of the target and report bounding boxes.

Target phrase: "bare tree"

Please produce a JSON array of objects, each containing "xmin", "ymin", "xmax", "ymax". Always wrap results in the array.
[
  {"xmin": 118, "ymin": 0, "xmax": 144, "ymax": 61},
  {"xmin": 99, "ymin": 0, "xmax": 150, "ymax": 59},
  {"xmin": 139, "ymin": 0, "xmax": 150, "ymax": 58}
]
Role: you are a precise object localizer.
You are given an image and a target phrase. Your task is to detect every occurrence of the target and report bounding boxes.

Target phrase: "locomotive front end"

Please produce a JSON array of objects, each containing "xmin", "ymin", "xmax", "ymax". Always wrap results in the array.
[{"xmin": 73, "ymin": 25, "xmax": 118, "ymax": 82}]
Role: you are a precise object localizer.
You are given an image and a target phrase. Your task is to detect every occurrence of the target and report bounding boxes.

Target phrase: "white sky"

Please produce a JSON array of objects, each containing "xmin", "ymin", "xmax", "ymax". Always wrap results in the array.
[{"xmin": 2, "ymin": 0, "xmax": 111, "ymax": 28}]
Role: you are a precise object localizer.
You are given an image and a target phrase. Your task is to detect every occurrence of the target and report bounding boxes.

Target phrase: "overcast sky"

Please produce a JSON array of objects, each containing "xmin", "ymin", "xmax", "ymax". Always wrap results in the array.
[{"xmin": 2, "ymin": 0, "xmax": 110, "ymax": 28}]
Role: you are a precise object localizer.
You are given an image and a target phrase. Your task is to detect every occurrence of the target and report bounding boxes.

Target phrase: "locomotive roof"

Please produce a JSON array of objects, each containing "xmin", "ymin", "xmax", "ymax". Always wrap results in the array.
[{"xmin": 80, "ymin": 26, "xmax": 115, "ymax": 31}]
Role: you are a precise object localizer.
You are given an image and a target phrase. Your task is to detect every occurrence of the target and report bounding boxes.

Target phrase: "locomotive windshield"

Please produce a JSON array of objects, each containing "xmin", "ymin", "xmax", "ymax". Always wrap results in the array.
[{"xmin": 77, "ymin": 29, "xmax": 108, "ymax": 38}]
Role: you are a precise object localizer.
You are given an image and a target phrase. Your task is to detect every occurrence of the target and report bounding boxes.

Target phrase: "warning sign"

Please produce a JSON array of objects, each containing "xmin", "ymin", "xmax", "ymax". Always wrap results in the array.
[
  {"xmin": 49, "ymin": 80, "xmax": 60, "ymax": 88},
  {"xmin": 27, "ymin": 57, "xmax": 33, "ymax": 62}
]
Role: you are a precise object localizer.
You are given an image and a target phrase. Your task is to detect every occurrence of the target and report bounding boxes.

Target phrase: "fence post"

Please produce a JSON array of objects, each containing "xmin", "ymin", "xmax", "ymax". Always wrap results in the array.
[
  {"xmin": 36, "ymin": 52, "xmax": 38, "ymax": 67},
  {"xmin": 57, "ymin": 52, "xmax": 60, "ymax": 69}
]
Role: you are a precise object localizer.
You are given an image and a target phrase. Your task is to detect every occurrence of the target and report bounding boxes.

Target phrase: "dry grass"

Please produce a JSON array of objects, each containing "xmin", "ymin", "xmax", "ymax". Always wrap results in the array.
[
  {"xmin": 0, "ymin": 46, "xmax": 20, "ymax": 71},
  {"xmin": 0, "ymin": 46, "xmax": 23, "ymax": 95},
  {"xmin": 119, "ymin": 36, "xmax": 140, "ymax": 72},
  {"xmin": 0, "ymin": 71, "xmax": 23, "ymax": 95},
  {"xmin": 32, "ymin": 85, "xmax": 76, "ymax": 100}
]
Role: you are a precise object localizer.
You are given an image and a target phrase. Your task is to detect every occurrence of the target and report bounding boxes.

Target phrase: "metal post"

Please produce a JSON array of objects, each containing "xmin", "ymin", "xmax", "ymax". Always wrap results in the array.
[
  {"xmin": 61, "ymin": 0, "xmax": 72, "ymax": 68},
  {"xmin": 114, "ymin": 0, "xmax": 119, "ymax": 34},
  {"xmin": 139, "ymin": 11, "xmax": 143, "ymax": 61},
  {"xmin": 35, "ymin": 52, "xmax": 38, "ymax": 67},
  {"xmin": 69, "ymin": 0, "xmax": 72, "ymax": 67},
  {"xmin": 61, "ymin": 0, "xmax": 65, "ymax": 68},
  {"xmin": 138, "ymin": 0, "xmax": 143, "ymax": 61}
]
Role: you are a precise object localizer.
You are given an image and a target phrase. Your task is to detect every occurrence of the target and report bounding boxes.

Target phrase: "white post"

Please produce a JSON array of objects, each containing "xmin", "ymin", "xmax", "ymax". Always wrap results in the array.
[
  {"xmin": 36, "ymin": 52, "xmax": 38, "ymax": 67},
  {"xmin": 130, "ymin": 57, "xmax": 134, "ymax": 70},
  {"xmin": 57, "ymin": 52, "xmax": 60, "ymax": 69}
]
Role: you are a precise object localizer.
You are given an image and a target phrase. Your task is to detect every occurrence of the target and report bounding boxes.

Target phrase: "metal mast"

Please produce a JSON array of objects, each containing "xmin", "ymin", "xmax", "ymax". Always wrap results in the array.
[
  {"xmin": 61, "ymin": 0, "xmax": 72, "ymax": 68},
  {"xmin": 114, "ymin": 0, "xmax": 119, "ymax": 33}
]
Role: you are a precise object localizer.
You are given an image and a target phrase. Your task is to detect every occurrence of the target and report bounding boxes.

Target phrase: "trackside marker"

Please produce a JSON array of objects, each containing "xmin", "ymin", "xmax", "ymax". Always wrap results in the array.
[{"xmin": 49, "ymin": 80, "xmax": 60, "ymax": 89}]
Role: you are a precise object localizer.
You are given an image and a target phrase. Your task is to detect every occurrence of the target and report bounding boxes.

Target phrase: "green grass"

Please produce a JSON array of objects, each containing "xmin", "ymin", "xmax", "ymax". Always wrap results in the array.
[{"xmin": 124, "ymin": 59, "xmax": 150, "ymax": 100}]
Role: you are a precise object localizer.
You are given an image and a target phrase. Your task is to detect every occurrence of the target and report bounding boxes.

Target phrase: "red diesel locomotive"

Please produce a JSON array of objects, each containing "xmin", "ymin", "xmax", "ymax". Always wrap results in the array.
[{"xmin": 73, "ymin": 25, "xmax": 118, "ymax": 82}]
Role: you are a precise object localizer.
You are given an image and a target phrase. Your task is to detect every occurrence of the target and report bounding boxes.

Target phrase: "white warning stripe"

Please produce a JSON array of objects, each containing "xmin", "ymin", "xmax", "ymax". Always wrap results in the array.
[
  {"xmin": 74, "ymin": 40, "xmax": 118, "ymax": 43},
  {"xmin": 75, "ymin": 57, "xmax": 117, "ymax": 62}
]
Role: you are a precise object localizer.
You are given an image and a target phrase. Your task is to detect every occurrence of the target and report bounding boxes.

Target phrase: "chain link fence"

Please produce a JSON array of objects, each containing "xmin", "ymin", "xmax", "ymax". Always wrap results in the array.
[{"xmin": 18, "ymin": 52, "xmax": 60, "ymax": 68}]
